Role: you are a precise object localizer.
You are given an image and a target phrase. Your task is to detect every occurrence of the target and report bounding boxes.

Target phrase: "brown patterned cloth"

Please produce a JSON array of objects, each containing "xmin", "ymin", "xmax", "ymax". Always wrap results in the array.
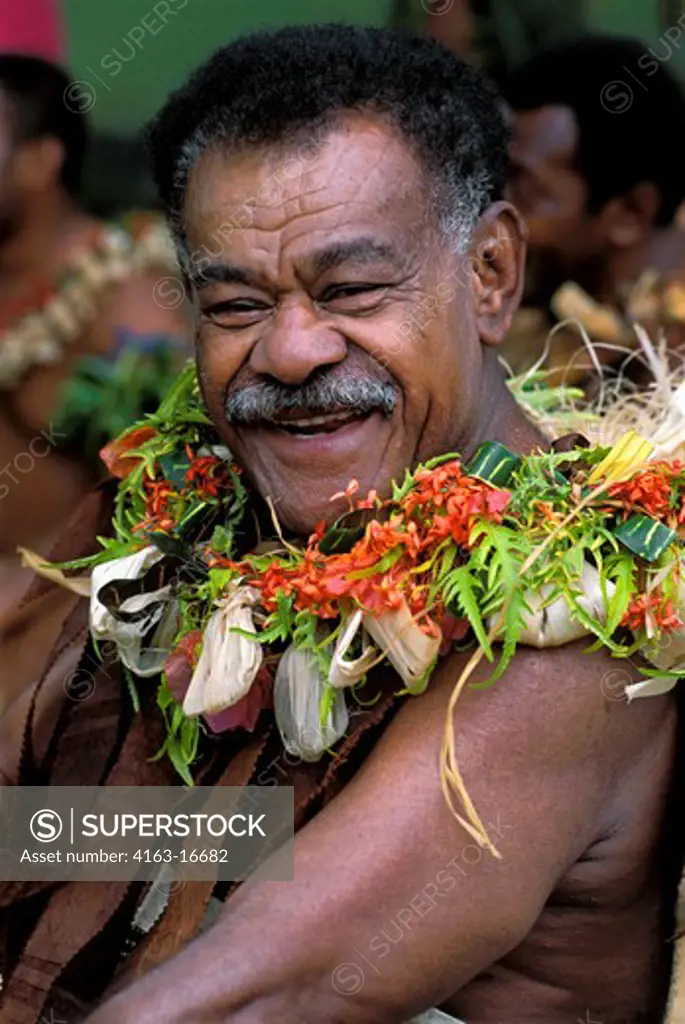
[{"xmin": 0, "ymin": 483, "xmax": 405, "ymax": 1023}]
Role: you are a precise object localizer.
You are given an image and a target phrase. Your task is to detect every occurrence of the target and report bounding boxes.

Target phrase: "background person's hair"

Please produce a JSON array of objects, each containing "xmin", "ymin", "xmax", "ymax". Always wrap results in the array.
[
  {"xmin": 146, "ymin": 23, "xmax": 509, "ymax": 262},
  {"xmin": 0, "ymin": 55, "xmax": 88, "ymax": 198},
  {"xmin": 504, "ymin": 34, "xmax": 685, "ymax": 227}
]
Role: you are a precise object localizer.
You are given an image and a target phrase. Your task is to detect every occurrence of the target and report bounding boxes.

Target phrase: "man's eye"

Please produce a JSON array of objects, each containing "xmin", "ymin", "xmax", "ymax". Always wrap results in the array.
[
  {"xmin": 319, "ymin": 283, "xmax": 387, "ymax": 307},
  {"xmin": 201, "ymin": 299, "xmax": 270, "ymax": 325}
]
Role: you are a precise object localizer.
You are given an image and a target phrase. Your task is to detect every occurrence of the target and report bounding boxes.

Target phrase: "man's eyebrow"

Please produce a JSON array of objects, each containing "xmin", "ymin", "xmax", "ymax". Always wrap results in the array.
[
  {"xmin": 311, "ymin": 238, "xmax": 402, "ymax": 276},
  {"xmin": 188, "ymin": 261, "xmax": 264, "ymax": 291},
  {"xmin": 188, "ymin": 238, "xmax": 402, "ymax": 291}
]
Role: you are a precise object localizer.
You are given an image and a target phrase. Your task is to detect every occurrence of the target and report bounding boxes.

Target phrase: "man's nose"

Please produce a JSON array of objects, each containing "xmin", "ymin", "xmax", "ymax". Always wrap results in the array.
[{"xmin": 249, "ymin": 299, "xmax": 347, "ymax": 385}]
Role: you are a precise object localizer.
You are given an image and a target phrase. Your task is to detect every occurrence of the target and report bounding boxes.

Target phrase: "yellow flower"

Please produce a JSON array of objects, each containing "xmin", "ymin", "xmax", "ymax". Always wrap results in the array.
[{"xmin": 586, "ymin": 430, "xmax": 654, "ymax": 487}]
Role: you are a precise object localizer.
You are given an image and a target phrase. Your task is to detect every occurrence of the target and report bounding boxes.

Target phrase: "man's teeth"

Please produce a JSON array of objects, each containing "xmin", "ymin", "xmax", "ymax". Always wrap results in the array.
[
  {"xmin": 287, "ymin": 413, "xmax": 352, "ymax": 427},
  {"xmin": 275, "ymin": 410, "xmax": 363, "ymax": 433}
]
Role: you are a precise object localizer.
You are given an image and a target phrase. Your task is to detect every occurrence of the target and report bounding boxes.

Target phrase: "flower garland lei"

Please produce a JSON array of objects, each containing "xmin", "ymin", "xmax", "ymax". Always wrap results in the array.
[{"xmin": 47, "ymin": 362, "xmax": 685, "ymax": 853}]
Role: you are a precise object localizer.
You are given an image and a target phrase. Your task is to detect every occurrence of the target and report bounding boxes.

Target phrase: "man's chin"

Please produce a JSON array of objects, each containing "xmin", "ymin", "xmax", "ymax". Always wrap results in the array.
[
  {"xmin": 249, "ymin": 465, "xmax": 384, "ymax": 539},
  {"xmin": 232, "ymin": 413, "xmax": 399, "ymax": 536},
  {"xmin": 266, "ymin": 495, "xmax": 346, "ymax": 539}
]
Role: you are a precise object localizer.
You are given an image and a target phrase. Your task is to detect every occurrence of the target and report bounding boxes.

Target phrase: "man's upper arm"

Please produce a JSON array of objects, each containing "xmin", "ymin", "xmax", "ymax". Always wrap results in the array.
[
  {"xmin": 220, "ymin": 644, "xmax": 621, "ymax": 1016},
  {"xmin": 92, "ymin": 642, "xmax": 648, "ymax": 1024}
]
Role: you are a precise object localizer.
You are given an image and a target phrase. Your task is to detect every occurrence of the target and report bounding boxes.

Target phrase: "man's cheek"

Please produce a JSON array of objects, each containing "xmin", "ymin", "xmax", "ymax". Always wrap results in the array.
[
  {"xmin": 197, "ymin": 334, "xmax": 242, "ymax": 399},
  {"xmin": 197, "ymin": 366, "xmax": 231, "ymax": 433}
]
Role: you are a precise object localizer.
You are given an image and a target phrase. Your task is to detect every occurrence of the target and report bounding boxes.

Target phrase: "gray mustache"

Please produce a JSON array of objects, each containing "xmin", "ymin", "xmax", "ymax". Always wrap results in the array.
[{"xmin": 225, "ymin": 376, "xmax": 399, "ymax": 425}]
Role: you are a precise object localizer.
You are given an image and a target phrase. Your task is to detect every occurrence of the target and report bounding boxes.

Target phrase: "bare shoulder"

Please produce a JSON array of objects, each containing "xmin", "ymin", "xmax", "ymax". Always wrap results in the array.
[
  {"xmin": 389, "ymin": 639, "xmax": 670, "ymax": 760},
  {"xmin": 366, "ymin": 639, "xmax": 675, "ymax": 849}
]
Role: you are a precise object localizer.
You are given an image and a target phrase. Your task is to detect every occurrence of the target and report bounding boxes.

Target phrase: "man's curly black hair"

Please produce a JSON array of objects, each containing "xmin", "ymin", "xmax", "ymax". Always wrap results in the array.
[
  {"xmin": 505, "ymin": 34, "xmax": 685, "ymax": 227},
  {"xmin": 146, "ymin": 23, "xmax": 509, "ymax": 261}
]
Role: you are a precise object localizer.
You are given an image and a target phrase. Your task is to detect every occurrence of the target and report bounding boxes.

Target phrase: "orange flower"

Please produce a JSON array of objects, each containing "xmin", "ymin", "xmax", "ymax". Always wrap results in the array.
[
  {"xmin": 100, "ymin": 425, "xmax": 156, "ymax": 479},
  {"xmin": 134, "ymin": 477, "xmax": 178, "ymax": 534},
  {"xmin": 533, "ymin": 500, "xmax": 558, "ymax": 523},
  {"xmin": 238, "ymin": 463, "xmax": 509, "ymax": 624},
  {"xmin": 621, "ymin": 589, "xmax": 681, "ymax": 633},
  {"xmin": 608, "ymin": 462, "xmax": 684, "ymax": 521},
  {"xmin": 184, "ymin": 452, "xmax": 231, "ymax": 498}
]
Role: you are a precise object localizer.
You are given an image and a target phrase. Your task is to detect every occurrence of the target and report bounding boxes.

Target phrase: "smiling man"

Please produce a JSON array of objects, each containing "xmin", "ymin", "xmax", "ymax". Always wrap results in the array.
[
  {"xmin": 166, "ymin": 39, "xmax": 531, "ymax": 534},
  {"xmin": 0, "ymin": 24, "xmax": 682, "ymax": 1024}
]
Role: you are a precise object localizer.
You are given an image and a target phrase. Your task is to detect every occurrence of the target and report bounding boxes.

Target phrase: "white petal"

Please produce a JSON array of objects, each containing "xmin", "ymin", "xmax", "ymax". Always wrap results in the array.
[
  {"xmin": 506, "ymin": 564, "xmax": 614, "ymax": 649},
  {"xmin": 119, "ymin": 600, "xmax": 181, "ymax": 677},
  {"xmin": 89, "ymin": 547, "xmax": 178, "ymax": 674},
  {"xmin": 90, "ymin": 546, "xmax": 162, "ymax": 638},
  {"xmin": 274, "ymin": 644, "xmax": 348, "ymax": 762},
  {"xmin": 329, "ymin": 609, "xmax": 378, "ymax": 689},
  {"xmin": 642, "ymin": 632, "xmax": 685, "ymax": 673},
  {"xmin": 183, "ymin": 588, "xmax": 262, "ymax": 718},
  {"xmin": 362, "ymin": 600, "xmax": 440, "ymax": 688},
  {"xmin": 625, "ymin": 676, "xmax": 678, "ymax": 701}
]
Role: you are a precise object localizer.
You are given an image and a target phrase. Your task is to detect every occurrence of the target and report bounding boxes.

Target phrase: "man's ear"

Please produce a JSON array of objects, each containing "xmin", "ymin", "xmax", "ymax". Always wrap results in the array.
[
  {"xmin": 468, "ymin": 202, "xmax": 527, "ymax": 347},
  {"xmin": 599, "ymin": 182, "xmax": 660, "ymax": 249},
  {"xmin": 15, "ymin": 136, "xmax": 65, "ymax": 193}
]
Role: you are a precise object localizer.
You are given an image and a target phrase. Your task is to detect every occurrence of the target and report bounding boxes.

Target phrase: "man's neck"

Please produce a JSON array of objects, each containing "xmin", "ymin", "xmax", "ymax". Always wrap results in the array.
[{"xmin": 461, "ymin": 351, "xmax": 547, "ymax": 459}]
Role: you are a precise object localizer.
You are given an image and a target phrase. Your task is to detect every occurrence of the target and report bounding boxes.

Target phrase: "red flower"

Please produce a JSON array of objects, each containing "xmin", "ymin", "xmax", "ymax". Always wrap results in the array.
[
  {"xmin": 134, "ymin": 477, "xmax": 179, "ymax": 534},
  {"xmin": 438, "ymin": 612, "xmax": 470, "ymax": 655},
  {"xmin": 204, "ymin": 664, "xmax": 274, "ymax": 734},
  {"xmin": 100, "ymin": 425, "xmax": 156, "ymax": 479},
  {"xmin": 164, "ymin": 630, "xmax": 202, "ymax": 703},
  {"xmin": 621, "ymin": 590, "xmax": 681, "ymax": 633},
  {"xmin": 236, "ymin": 463, "xmax": 512, "ymax": 625},
  {"xmin": 608, "ymin": 462, "xmax": 684, "ymax": 521},
  {"xmin": 184, "ymin": 451, "xmax": 231, "ymax": 498}
]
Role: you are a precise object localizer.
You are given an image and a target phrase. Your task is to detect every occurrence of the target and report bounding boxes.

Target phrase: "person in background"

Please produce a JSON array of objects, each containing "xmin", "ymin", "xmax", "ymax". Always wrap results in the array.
[
  {"xmin": 502, "ymin": 34, "xmax": 685, "ymax": 385},
  {"xmin": 0, "ymin": 0, "xmax": 190, "ymax": 714},
  {"xmin": 417, "ymin": 0, "xmax": 475, "ymax": 61},
  {"xmin": 399, "ymin": 0, "xmax": 584, "ymax": 86}
]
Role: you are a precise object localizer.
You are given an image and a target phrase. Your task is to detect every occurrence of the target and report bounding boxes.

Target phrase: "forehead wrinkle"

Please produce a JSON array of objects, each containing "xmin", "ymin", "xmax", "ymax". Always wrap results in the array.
[
  {"xmin": 187, "ymin": 123, "xmax": 427, "ymax": 252},
  {"xmin": 234, "ymin": 134, "xmax": 420, "ymax": 230}
]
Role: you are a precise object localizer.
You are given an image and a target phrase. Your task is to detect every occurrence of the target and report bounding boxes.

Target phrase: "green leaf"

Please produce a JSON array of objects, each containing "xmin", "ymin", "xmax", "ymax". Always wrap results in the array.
[
  {"xmin": 157, "ymin": 678, "xmax": 176, "ymax": 713},
  {"xmin": 563, "ymin": 587, "xmax": 636, "ymax": 655},
  {"xmin": 159, "ymin": 452, "xmax": 191, "ymax": 489},
  {"xmin": 319, "ymin": 521, "xmax": 366, "ymax": 556},
  {"xmin": 442, "ymin": 565, "xmax": 493, "ymax": 660},
  {"xmin": 347, "ymin": 546, "xmax": 403, "ymax": 580},
  {"xmin": 211, "ymin": 524, "xmax": 233, "ymax": 554},
  {"xmin": 603, "ymin": 552, "xmax": 635, "ymax": 635},
  {"xmin": 167, "ymin": 737, "xmax": 195, "ymax": 786},
  {"xmin": 180, "ymin": 716, "xmax": 200, "ymax": 765},
  {"xmin": 123, "ymin": 666, "xmax": 141, "ymax": 714},
  {"xmin": 481, "ymin": 587, "xmax": 528, "ymax": 686},
  {"xmin": 466, "ymin": 441, "xmax": 521, "ymax": 487},
  {"xmin": 614, "ymin": 514, "xmax": 677, "ymax": 562},
  {"xmin": 397, "ymin": 654, "xmax": 439, "ymax": 696}
]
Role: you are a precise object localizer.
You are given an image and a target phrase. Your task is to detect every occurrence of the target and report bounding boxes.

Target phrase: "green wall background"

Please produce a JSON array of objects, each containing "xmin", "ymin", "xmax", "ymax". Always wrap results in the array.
[
  {"xmin": 63, "ymin": 0, "xmax": 394, "ymax": 134},
  {"xmin": 586, "ymin": 0, "xmax": 685, "ymax": 80},
  {"xmin": 64, "ymin": 0, "xmax": 685, "ymax": 138}
]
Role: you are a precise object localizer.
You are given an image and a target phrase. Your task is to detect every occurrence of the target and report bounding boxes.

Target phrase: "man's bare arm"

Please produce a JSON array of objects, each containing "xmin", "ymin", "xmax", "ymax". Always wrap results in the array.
[{"xmin": 85, "ymin": 642, "xmax": 666, "ymax": 1024}]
